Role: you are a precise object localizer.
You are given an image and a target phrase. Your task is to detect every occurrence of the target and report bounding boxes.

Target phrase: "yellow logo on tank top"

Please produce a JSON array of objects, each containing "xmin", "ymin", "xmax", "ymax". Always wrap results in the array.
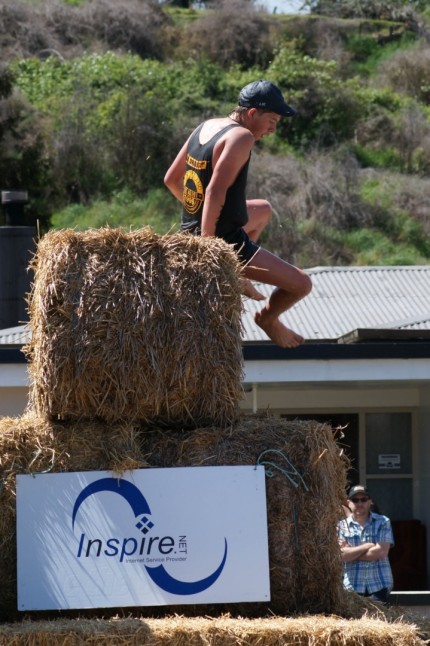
[
  {"xmin": 186, "ymin": 154, "xmax": 207, "ymax": 171},
  {"xmin": 183, "ymin": 169, "xmax": 204, "ymax": 215}
]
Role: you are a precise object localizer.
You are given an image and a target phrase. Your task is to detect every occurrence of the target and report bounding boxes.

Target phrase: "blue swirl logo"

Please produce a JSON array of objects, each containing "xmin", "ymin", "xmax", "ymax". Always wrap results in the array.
[{"xmin": 72, "ymin": 477, "xmax": 227, "ymax": 596}]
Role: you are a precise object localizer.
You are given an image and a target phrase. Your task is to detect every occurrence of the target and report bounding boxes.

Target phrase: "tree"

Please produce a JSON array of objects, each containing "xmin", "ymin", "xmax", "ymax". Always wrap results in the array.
[{"xmin": 0, "ymin": 65, "xmax": 51, "ymax": 227}]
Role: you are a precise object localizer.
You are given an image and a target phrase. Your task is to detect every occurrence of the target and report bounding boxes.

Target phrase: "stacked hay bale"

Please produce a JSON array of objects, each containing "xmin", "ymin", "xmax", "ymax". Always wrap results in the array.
[
  {"xmin": 25, "ymin": 227, "xmax": 244, "ymax": 427},
  {"xmin": 0, "ymin": 614, "xmax": 425, "ymax": 646},
  {"xmin": 0, "ymin": 412, "xmax": 348, "ymax": 620},
  {"xmin": 1, "ymin": 226, "xmax": 353, "ymax": 626}
]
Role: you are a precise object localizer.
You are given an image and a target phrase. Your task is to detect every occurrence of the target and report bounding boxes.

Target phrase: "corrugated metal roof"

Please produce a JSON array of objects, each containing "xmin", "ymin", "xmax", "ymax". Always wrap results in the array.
[
  {"xmin": 0, "ymin": 325, "xmax": 30, "ymax": 346},
  {"xmin": 242, "ymin": 265, "xmax": 430, "ymax": 343},
  {"xmin": 1, "ymin": 266, "xmax": 430, "ymax": 346}
]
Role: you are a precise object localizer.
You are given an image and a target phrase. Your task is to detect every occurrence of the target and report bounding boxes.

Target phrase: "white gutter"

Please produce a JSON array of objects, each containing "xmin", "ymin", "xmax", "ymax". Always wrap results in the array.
[{"xmin": 243, "ymin": 358, "xmax": 430, "ymax": 384}]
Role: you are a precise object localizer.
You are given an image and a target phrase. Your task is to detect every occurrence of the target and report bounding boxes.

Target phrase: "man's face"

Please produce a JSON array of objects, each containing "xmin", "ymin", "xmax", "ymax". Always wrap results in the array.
[
  {"xmin": 349, "ymin": 494, "xmax": 372, "ymax": 517},
  {"xmin": 248, "ymin": 109, "xmax": 281, "ymax": 140}
]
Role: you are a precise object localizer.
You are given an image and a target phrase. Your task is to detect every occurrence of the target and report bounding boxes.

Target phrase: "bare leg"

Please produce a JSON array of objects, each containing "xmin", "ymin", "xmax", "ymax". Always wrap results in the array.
[
  {"xmin": 239, "ymin": 199, "xmax": 272, "ymax": 301},
  {"xmin": 244, "ymin": 248, "xmax": 312, "ymax": 348},
  {"xmin": 243, "ymin": 199, "xmax": 272, "ymax": 242}
]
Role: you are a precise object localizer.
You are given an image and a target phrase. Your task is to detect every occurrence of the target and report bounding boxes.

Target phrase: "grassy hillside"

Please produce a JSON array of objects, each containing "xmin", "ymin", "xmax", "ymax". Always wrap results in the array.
[{"xmin": 1, "ymin": 0, "xmax": 429, "ymax": 266}]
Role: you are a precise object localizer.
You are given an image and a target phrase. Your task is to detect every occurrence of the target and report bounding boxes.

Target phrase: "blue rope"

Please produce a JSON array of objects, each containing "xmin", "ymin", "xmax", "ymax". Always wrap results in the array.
[
  {"xmin": 256, "ymin": 448, "xmax": 309, "ymax": 492},
  {"xmin": 256, "ymin": 448, "xmax": 308, "ymax": 550}
]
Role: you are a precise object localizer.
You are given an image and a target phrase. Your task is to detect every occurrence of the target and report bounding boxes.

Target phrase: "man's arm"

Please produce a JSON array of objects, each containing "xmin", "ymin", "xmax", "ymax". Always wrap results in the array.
[
  {"xmin": 164, "ymin": 139, "xmax": 190, "ymax": 202},
  {"xmin": 359, "ymin": 541, "xmax": 391, "ymax": 561},
  {"xmin": 339, "ymin": 541, "xmax": 375, "ymax": 563}
]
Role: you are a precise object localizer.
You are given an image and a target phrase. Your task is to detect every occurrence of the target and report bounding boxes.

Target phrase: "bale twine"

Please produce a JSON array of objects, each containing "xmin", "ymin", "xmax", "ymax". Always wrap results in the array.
[
  {"xmin": 24, "ymin": 227, "xmax": 244, "ymax": 428},
  {"xmin": 0, "ymin": 413, "xmax": 348, "ymax": 620}
]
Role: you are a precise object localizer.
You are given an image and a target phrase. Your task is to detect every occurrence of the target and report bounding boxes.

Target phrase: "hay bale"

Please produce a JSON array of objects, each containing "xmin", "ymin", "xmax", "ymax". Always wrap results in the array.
[
  {"xmin": 24, "ymin": 227, "xmax": 243, "ymax": 427},
  {"xmin": 0, "ymin": 615, "xmax": 425, "ymax": 646},
  {"xmin": 0, "ymin": 413, "xmax": 348, "ymax": 620}
]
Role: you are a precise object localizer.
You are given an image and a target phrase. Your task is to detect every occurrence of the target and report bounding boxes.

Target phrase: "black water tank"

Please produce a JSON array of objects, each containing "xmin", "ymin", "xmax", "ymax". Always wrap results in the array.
[{"xmin": 0, "ymin": 191, "xmax": 36, "ymax": 329}]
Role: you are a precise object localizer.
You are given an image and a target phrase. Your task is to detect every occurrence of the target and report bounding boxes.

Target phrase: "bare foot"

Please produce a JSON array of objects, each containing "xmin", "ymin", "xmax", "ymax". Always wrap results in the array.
[
  {"xmin": 240, "ymin": 278, "xmax": 265, "ymax": 301},
  {"xmin": 255, "ymin": 310, "xmax": 304, "ymax": 348}
]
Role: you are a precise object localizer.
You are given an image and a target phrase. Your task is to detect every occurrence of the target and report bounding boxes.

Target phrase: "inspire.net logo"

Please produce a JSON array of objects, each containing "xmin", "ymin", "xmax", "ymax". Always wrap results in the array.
[{"xmin": 72, "ymin": 476, "xmax": 227, "ymax": 595}]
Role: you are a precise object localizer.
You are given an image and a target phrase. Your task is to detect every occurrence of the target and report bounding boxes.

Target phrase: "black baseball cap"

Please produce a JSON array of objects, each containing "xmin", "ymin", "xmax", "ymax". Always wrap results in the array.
[
  {"xmin": 238, "ymin": 80, "xmax": 297, "ymax": 117},
  {"xmin": 348, "ymin": 485, "xmax": 371, "ymax": 499}
]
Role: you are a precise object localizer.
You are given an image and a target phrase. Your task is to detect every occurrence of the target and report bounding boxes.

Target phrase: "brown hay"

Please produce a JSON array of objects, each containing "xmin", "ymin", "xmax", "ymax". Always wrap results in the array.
[
  {"xmin": 343, "ymin": 592, "xmax": 430, "ymax": 641},
  {"xmin": 24, "ymin": 227, "xmax": 244, "ymax": 428},
  {"xmin": 0, "ymin": 412, "xmax": 348, "ymax": 620},
  {"xmin": 0, "ymin": 614, "xmax": 425, "ymax": 646}
]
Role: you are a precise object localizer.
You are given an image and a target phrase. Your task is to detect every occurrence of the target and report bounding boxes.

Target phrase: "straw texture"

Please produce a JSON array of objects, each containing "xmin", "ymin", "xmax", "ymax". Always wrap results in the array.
[
  {"xmin": 0, "ymin": 614, "xmax": 425, "ymax": 645},
  {"xmin": 24, "ymin": 227, "xmax": 244, "ymax": 428}
]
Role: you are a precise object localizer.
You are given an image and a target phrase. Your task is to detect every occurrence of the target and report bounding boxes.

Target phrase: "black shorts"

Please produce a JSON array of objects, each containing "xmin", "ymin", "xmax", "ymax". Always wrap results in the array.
[
  {"xmin": 183, "ymin": 225, "xmax": 260, "ymax": 265},
  {"xmin": 223, "ymin": 228, "xmax": 260, "ymax": 265}
]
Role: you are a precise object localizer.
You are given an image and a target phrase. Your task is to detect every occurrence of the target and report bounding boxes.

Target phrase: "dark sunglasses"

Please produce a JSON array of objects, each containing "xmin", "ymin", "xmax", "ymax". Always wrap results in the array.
[{"xmin": 350, "ymin": 497, "xmax": 370, "ymax": 503}]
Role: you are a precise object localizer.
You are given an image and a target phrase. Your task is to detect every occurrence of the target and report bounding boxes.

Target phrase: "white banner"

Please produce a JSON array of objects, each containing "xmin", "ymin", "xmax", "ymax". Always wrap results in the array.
[{"xmin": 17, "ymin": 465, "xmax": 270, "ymax": 610}]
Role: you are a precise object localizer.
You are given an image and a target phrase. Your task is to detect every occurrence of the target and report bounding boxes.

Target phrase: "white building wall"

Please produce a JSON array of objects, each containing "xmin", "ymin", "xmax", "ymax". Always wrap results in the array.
[
  {"xmin": 0, "ymin": 364, "xmax": 29, "ymax": 417},
  {"xmin": 239, "ymin": 385, "xmax": 421, "ymax": 412},
  {"xmin": 0, "ymin": 387, "xmax": 29, "ymax": 417}
]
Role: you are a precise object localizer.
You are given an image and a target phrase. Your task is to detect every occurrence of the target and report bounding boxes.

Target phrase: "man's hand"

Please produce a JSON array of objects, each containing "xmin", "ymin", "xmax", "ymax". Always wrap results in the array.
[
  {"xmin": 340, "ymin": 541, "xmax": 375, "ymax": 562},
  {"xmin": 359, "ymin": 541, "xmax": 391, "ymax": 561}
]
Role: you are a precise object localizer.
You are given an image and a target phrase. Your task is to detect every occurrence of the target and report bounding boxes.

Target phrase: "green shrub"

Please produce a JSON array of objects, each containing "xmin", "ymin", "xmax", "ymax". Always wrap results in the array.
[
  {"xmin": 0, "ymin": 72, "xmax": 52, "ymax": 227},
  {"xmin": 12, "ymin": 53, "xmax": 227, "ymax": 203},
  {"xmin": 345, "ymin": 33, "xmax": 381, "ymax": 62},
  {"xmin": 359, "ymin": 174, "xmax": 430, "ymax": 253},
  {"xmin": 12, "ymin": 52, "xmax": 230, "ymax": 119},
  {"xmin": 349, "ymin": 31, "xmax": 416, "ymax": 76},
  {"xmin": 353, "ymin": 143, "xmax": 402, "ymax": 169},
  {"xmin": 359, "ymin": 176, "xmax": 394, "ymax": 210},
  {"xmin": 265, "ymin": 47, "xmax": 405, "ymax": 149},
  {"xmin": 12, "ymin": 54, "xmax": 171, "ymax": 108}
]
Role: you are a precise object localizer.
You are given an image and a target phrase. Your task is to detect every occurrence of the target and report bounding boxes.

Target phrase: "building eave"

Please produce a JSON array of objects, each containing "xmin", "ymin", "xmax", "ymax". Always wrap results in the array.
[
  {"xmin": 0, "ymin": 348, "xmax": 27, "ymax": 363},
  {"xmin": 242, "ymin": 340, "xmax": 430, "ymax": 386},
  {"xmin": 243, "ymin": 340, "xmax": 430, "ymax": 361}
]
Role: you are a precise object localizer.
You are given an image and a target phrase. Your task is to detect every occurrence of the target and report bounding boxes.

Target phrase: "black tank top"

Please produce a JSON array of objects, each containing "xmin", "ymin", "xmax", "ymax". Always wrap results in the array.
[{"xmin": 181, "ymin": 122, "xmax": 250, "ymax": 238}]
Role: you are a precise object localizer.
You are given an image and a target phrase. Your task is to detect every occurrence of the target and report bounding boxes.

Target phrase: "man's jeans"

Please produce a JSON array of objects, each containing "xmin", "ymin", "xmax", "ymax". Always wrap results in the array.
[{"xmin": 361, "ymin": 588, "xmax": 389, "ymax": 603}]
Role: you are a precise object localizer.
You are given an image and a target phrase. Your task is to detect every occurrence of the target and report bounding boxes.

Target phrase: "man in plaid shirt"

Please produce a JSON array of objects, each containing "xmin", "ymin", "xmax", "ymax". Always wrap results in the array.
[{"xmin": 338, "ymin": 485, "xmax": 394, "ymax": 603}]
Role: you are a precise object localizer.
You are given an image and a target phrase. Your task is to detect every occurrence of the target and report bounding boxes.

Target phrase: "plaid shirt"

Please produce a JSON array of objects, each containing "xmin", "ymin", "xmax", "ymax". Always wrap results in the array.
[{"xmin": 337, "ymin": 512, "xmax": 394, "ymax": 594}]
